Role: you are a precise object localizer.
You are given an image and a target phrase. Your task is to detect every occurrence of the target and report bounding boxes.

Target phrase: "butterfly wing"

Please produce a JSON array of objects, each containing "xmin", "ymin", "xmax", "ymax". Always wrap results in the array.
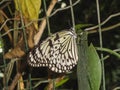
[
  {"xmin": 27, "ymin": 30, "xmax": 78, "ymax": 73},
  {"xmin": 27, "ymin": 36, "xmax": 52, "ymax": 67},
  {"xmin": 27, "ymin": 32, "xmax": 62, "ymax": 67},
  {"xmin": 48, "ymin": 31, "xmax": 78, "ymax": 73}
]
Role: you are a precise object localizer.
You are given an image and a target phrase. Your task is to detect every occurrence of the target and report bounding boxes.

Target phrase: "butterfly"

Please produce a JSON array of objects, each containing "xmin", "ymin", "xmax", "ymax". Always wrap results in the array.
[{"xmin": 27, "ymin": 29, "xmax": 78, "ymax": 73}]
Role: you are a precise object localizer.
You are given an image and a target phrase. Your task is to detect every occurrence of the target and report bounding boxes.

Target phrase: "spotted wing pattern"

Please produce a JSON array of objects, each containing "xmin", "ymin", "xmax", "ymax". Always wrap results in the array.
[{"xmin": 27, "ymin": 30, "xmax": 78, "ymax": 73}]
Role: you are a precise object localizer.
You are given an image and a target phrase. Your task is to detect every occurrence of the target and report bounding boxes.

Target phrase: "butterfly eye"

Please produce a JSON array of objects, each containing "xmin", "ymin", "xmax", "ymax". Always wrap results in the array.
[{"xmin": 27, "ymin": 30, "xmax": 78, "ymax": 73}]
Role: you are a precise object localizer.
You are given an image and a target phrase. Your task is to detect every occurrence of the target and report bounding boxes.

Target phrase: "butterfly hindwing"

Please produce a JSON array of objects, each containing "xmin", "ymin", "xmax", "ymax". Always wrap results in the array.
[{"xmin": 27, "ymin": 39, "xmax": 51, "ymax": 67}]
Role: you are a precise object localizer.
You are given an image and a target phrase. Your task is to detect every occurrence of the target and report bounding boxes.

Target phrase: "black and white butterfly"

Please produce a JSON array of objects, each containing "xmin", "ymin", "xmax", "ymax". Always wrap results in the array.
[{"xmin": 27, "ymin": 29, "xmax": 78, "ymax": 73}]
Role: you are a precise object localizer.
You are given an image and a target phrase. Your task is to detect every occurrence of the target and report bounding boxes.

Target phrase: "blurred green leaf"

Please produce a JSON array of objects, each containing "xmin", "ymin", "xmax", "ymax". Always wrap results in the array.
[
  {"xmin": 87, "ymin": 44, "xmax": 102, "ymax": 90},
  {"xmin": 77, "ymin": 31, "xmax": 91, "ymax": 90},
  {"xmin": 55, "ymin": 77, "xmax": 69, "ymax": 88}
]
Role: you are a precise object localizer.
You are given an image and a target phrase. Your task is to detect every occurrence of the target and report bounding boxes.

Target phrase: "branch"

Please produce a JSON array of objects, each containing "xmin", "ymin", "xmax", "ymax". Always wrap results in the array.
[
  {"xmin": 50, "ymin": 0, "xmax": 81, "ymax": 17},
  {"xmin": 34, "ymin": 0, "xmax": 58, "ymax": 45},
  {"xmin": 96, "ymin": 47, "xmax": 120, "ymax": 59},
  {"xmin": 88, "ymin": 23, "xmax": 120, "ymax": 34},
  {"xmin": 9, "ymin": 73, "xmax": 22, "ymax": 90},
  {"xmin": 0, "ymin": 10, "xmax": 13, "ymax": 42},
  {"xmin": 0, "ymin": 0, "xmax": 11, "ymax": 9},
  {"xmin": 85, "ymin": 12, "xmax": 120, "ymax": 31}
]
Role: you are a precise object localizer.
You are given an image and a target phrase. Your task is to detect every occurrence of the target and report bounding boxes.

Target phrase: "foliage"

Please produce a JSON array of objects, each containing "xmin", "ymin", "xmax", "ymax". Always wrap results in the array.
[{"xmin": 88, "ymin": 44, "xmax": 101, "ymax": 90}]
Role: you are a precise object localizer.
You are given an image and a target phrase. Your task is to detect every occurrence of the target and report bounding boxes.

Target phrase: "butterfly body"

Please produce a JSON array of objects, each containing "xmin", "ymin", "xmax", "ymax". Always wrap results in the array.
[{"xmin": 27, "ymin": 29, "xmax": 78, "ymax": 73}]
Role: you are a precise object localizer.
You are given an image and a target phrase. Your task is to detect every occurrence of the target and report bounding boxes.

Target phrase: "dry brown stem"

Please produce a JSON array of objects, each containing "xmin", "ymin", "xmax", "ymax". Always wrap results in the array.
[
  {"xmin": 34, "ymin": 0, "xmax": 58, "ymax": 45},
  {"xmin": 0, "ymin": 10, "xmax": 13, "ymax": 43},
  {"xmin": 9, "ymin": 73, "xmax": 22, "ymax": 90}
]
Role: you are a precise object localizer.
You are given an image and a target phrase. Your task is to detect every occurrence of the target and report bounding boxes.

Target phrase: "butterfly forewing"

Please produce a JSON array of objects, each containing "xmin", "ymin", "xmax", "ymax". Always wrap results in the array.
[{"xmin": 27, "ymin": 30, "xmax": 78, "ymax": 73}]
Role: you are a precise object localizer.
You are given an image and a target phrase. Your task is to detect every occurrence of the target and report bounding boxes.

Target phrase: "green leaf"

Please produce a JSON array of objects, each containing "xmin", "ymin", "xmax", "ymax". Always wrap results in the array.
[
  {"xmin": 87, "ymin": 44, "xmax": 102, "ymax": 90},
  {"xmin": 55, "ymin": 77, "xmax": 69, "ymax": 88},
  {"xmin": 75, "ymin": 23, "xmax": 93, "ymax": 30},
  {"xmin": 77, "ymin": 31, "xmax": 91, "ymax": 90}
]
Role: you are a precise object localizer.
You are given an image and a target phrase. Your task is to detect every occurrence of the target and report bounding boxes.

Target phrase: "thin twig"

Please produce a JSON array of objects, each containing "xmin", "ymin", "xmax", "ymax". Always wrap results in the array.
[
  {"xmin": 88, "ymin": 23, "xmax": 120, "ymax": 34},
  {"xmin": 0, "ymin": 18, "xmax": 18, "ymax": 32},
  {"xmin": 85, "ymin": 12, "xmax": 120, "ymax": 31},
  {"xmin": 0, "ymin": 0, "xmax": 10, "ymax": 5},
  {"xmin": 50, "ymin": 0, "xmax": 81, "ymax": 17},
  {"xmin": 96, "ymin": 47, "xmax": 120, "ymax": 59},
  {"xmin": 113, "ymin": 87, "xmax": 120, "ymax": 90},
  {"xmin": 0, "ymin": 0, "xmax": 11, "ymax": 9}
]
